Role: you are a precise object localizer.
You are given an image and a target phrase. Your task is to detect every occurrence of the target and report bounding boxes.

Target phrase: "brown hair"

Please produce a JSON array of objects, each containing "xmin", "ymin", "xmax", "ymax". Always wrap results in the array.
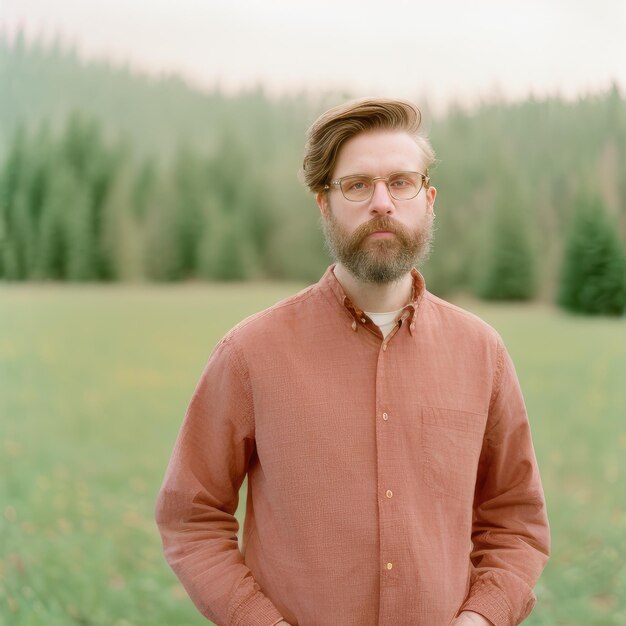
[{"xmin": 301, "ymin": 97, "xmax": 435, "ymax": 193}]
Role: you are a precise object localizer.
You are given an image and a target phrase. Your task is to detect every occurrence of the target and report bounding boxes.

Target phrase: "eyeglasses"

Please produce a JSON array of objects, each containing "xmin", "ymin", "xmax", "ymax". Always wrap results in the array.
[{"xmin": 324, "ymin": 171, "xmax": 429, "ymax": 202}]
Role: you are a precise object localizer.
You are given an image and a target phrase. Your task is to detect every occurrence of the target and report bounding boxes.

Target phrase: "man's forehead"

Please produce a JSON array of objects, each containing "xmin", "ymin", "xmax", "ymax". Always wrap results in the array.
[{"xmin": 333, "ymin": 130, "xmax": 427, "ymax": 176}]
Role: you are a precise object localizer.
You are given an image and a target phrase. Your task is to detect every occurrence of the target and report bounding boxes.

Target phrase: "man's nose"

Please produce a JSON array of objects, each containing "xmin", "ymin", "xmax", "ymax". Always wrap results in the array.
[{"xmin": 369, "ymin": 180, "xmax": 395, "ymax": 214}]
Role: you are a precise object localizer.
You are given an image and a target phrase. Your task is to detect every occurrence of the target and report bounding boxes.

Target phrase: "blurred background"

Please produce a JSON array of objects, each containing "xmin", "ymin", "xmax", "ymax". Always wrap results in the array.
[{"xmin": 1, "ymin": 1, "xmax": 625, "ymax": 624}]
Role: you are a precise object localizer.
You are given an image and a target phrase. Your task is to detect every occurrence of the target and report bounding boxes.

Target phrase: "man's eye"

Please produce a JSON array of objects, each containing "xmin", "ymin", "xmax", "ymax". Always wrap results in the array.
[
  {"xmin": 390, "ymin": 178, "xmax": 410, "ymax": 188},
  {"xmin": 346, "ymin": 179, "xmax": 371, "ymax": 191}
]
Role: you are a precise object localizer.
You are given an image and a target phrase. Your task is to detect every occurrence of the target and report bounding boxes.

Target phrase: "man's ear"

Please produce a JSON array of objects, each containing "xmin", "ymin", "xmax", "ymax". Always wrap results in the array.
[
  {"xmin": 317, "ymin": 191, "xmax": 330, "ymax": 218},
  {"xmin": 426, "ymin": 186, "xmax": 437, "ymax": 215}
]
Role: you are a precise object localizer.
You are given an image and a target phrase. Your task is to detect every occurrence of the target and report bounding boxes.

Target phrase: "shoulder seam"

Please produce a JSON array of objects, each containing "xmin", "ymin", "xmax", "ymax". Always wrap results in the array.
[
  {"xmin": 223, "ymin": 284, "xmax": 317, "ymax": 339},
  {"xmin": 423, "ymin": 292, "xmax": 499, "ymax": 336}
]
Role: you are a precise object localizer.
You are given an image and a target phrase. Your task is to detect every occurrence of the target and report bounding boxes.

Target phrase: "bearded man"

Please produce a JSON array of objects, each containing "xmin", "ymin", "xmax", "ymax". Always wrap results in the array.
[{"xmin": 155, "ymin": 98, "xmax": 550, "ymax": 626}]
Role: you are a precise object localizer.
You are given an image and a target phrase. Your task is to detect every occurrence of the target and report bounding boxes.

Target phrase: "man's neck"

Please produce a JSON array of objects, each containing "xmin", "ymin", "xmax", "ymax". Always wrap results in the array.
[{"xmin": 333, "ymin": 264, "xmax": 414, "ymax": 313}]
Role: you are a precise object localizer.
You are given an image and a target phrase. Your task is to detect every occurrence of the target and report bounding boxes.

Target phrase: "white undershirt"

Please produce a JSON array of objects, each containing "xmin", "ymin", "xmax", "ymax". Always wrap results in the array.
[{"xmin": 364, "ymin": 308, "xmax": 405, "ymax": 339}]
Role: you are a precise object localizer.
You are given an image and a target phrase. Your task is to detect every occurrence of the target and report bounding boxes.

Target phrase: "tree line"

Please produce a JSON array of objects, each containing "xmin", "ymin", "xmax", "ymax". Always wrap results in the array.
[
  {"xmin": 1, "ymin": 34, "xmax": 625, "ymax": 314},
  {"xmin": 0, "ymin": 113, "xmax": 299, "ymax": 283}
]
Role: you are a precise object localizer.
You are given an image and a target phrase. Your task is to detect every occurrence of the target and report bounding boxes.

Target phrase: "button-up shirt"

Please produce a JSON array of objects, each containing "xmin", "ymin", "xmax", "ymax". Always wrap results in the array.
[{"xmin": 155, "ymin": 266, "xmax": 550, "ymax": 626}]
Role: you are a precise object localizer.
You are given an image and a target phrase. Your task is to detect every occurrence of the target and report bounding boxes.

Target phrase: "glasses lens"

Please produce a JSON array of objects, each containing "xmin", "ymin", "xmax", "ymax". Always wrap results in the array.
[
  {"xmin": 340, "ymin": 175, "xmax": 372, "ymax": 201},
  {"xmin": 387, "ymin": 172, "xmax": 422, "ymax": 200}
]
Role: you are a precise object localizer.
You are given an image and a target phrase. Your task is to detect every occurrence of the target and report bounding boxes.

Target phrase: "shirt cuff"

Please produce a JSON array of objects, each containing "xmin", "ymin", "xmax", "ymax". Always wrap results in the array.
[
  {"xmin": 229, "ymin": 590, "xmax": 284, "ymax": 626},
  {"xmin": 460, "ymin": 594, "xmax": 509, "ymax": 626},
  {"xmin": 460, "ymin": 568, "xmax": 537, "ymax": 626},
  {"xmin": 460, "ymin": 584, "xmax": 521, "ymax": 626}
]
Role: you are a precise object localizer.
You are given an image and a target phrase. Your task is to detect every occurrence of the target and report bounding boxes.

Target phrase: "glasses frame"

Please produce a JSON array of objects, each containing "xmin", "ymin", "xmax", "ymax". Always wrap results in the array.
[{"xmin": 324, "ymin": 171, "xmax": 430, "ymax": 202}]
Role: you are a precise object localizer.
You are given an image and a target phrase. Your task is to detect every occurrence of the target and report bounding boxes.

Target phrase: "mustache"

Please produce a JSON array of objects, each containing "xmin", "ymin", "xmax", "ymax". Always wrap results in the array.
[{"xmin": 352, "ymin": 216, "xmax": 412, "ymax": 244}]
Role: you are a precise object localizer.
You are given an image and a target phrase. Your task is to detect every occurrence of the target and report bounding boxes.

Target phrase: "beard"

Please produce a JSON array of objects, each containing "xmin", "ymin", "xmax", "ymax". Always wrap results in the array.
[{"xmin": 321, "ymin": 212, "xmax": 434, "ymax": 284}]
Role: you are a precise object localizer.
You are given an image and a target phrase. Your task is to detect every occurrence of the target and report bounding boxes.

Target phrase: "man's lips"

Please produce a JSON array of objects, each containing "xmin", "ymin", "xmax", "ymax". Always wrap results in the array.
[{"xmin": 367, "ymin": 230, "xmax": 395, "ymax": 238}]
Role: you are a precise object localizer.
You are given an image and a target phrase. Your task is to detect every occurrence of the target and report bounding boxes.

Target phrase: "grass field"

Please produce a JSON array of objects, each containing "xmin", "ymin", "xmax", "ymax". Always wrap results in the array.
[{"xmin": 1, "ymin": 283, "xmax": 625, "ymax": 625}]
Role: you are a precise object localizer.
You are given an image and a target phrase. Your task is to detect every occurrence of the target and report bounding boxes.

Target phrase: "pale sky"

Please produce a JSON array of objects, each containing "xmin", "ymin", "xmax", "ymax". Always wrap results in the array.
[{"xmin": 3, "ymin": 0, "xmax": 626, "ymax": 112}]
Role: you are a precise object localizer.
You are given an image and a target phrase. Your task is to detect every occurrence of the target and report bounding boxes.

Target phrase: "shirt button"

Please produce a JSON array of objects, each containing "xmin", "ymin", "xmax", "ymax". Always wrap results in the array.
[
  {"xmin": 361, "ymin": 317, "xmax": 366, "ymax": 323},
  {"xmin": 382, "ymin": 343, "xmax": 387, "ymax": 351},
  {"xmin": 386, "ymin": 490, "xmax": 393, "ymax": 498},
  {"xmin": 386, "ymin": 562, "xmax": 393, "ymax": 570},
  {"xmin": 351, "ymin": 320, "xmax": 357, "ymax": 331},
  {"xmin": 410, "ymin": 323, "xmax": 415, "ymax": 332},
  {"xmin": 382, "ymin": 412, "xmax": 389, "ymax": 421}
]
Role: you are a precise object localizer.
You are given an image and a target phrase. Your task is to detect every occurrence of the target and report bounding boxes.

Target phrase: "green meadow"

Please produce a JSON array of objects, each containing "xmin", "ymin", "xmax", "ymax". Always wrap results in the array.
[{"xmin": 1, "ymin": 284, "xmax": 625, "ymax": 625}]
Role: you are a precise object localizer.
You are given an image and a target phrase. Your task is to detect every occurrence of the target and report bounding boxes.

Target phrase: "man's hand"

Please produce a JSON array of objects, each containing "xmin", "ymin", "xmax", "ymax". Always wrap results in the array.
[{"xmin": 450, "ymin": 611, "xmax": 493, "ymax": 626}]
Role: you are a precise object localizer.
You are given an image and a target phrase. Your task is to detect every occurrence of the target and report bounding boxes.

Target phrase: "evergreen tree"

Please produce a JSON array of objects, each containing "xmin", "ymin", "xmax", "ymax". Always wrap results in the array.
[
  {"xmin": 65, "ymin": 179, "xmax": 97, "ymax": 281},
  {"xmin": 476, "ymin": 179, "xmax": 536, "ymax": 301},
  {"xmin": 59, "ymin": 112, "xmax": 119, "ymax": 280},
  {"xmin": 200, "ymin": 130, "xmax": 274, "ymax": 280},
  {"xmin": 202, "ymin": 210, "xmax": 254, "ymax": 281},
  {"xmin": 557, "ymin": 194, "xmax": 626, "ymax": 315},
  {"xmin": 0, "ymin": 127, "xmax": 27, "ymax": 279},
  {"xmin": 22, "ymin": 124, "xmax": 54, "ymax": 278},
  {"xmin": 143, "ymin": 185, "xmax": 185, "ymax": 281},
  {"xmin": 171, "ymin": 145, "xmax": 205, "ymax": 278},
  {"xmin": 99, "ymin": 162, "xmax": 141, "ymax": 281},
  {"xmin": 8, "ymin": 189, "xmax": 33, "ymax": 279},
  {"xmin": 131, "ymin": 158, "xmax": 158, "ymax": 221},
  {"xmin": 37, "ymin": 162, "xmax": 70, "ymax": 279}
]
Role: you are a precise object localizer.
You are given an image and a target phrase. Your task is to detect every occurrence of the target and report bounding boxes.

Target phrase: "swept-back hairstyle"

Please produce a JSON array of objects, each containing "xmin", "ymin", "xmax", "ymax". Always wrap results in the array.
[{"xmin": 301, "ymin": 97, "xmax": 435, "ymax": 193}]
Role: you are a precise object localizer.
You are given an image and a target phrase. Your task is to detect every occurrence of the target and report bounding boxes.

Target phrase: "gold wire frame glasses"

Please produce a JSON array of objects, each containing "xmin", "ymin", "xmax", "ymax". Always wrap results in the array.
[{"xmin": 324, "ymin": 171, "xmax": 429, "ymax": 202}]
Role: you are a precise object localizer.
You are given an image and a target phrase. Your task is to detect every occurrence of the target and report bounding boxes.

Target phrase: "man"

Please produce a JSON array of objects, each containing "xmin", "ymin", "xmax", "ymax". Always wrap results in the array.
[{"xmin": 155, "ymin": 98, "xmax": 550, "ymax": 626}]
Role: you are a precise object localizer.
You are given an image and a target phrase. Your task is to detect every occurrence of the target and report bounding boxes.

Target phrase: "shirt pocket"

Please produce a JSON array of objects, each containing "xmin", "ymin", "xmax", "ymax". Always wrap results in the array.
[{"xmin": 421, "ymin": 406, "xmax": 486, "ymax": 502}]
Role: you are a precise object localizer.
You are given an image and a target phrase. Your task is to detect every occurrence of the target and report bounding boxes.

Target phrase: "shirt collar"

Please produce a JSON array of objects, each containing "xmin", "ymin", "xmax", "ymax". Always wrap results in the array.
[{"xmin": 318, "ymin": 264, "xmax": 426, "ymax": 336}]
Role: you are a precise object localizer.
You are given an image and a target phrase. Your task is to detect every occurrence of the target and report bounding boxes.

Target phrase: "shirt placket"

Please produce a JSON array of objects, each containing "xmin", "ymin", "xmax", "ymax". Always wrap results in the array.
[
  {"xmin": 373, "ymin": 308, "xmax": 413, "ymax": 624},
  {"xmin": 342, "ymin": 294, "xmax": 418, "ymax": 623}
]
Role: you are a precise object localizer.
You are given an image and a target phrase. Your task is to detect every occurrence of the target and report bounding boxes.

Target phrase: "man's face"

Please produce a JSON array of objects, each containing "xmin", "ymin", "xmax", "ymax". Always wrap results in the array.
[{"xmin": 317, "ymin": 130, "xmax": 437, "ymax": 284}]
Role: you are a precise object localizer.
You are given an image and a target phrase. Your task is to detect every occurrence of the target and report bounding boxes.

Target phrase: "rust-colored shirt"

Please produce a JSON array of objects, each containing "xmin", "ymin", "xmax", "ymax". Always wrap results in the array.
[{"xmin": 155, "ymin": 266, "xmax": 549, "ymax": 626}]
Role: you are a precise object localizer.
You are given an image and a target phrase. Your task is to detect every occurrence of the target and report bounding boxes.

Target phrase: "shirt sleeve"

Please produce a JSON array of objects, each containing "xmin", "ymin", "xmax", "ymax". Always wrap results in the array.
[
  {"xmin": 154, "ymin": 337, "xmax": 284, "ymax": 626},
  {"xmin": 459, "ymin": 338, "xmax": 550, "ymax": 626}
]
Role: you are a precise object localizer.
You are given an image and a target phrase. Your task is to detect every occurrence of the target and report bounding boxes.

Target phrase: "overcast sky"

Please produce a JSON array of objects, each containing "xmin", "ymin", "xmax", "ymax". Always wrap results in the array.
[{"xmin": 3, "ymin": 0, "xmax": 626, "ymax": 111}]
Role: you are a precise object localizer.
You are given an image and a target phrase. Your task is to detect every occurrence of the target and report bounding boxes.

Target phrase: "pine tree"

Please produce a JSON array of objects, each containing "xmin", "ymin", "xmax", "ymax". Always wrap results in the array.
[
  {"xmin": 476, "ymin": 180, "xmax": 536, "ymax": 301},
  {"xmin": 143, "ymin": 186, "xmax": 185, "ymax": 281},
  {"xmin": 0, "ymin": 127, "xmax": 28, "ymax": 279},
  {"xmin": 37, "ymin": 162, "xmax": 70, "ymax": 279},
  {"xmin": 206, "ymin": 212, "xmax": 253, "ymax": 281},
  {"xmin": 557, "ymin": 194, "xmax": 626, "ymax": 315},
  {"xmin": 59, "ymin": 112, "xmax": 119, "ymax": 280},
  {"xmin": 171, "ymin": 146, "xmax": 205, "ymax": 278},
  {"xmin": 65, "ymin": 181, "xmax": 97, "ymax": 281},
  {"xmin": 22, "ymin": 124, "xmax": 54, "ymax": 278}
]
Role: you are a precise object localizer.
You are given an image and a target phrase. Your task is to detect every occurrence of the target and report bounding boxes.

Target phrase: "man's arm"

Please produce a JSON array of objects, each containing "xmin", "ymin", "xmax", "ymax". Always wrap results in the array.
[
  {"xmin": 155, "ymin": 337, "xmax": 283, "ymax": 626},
  {"xmin": 459, "ymin": 338, "xmax": 550, "ymax": 626}
]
